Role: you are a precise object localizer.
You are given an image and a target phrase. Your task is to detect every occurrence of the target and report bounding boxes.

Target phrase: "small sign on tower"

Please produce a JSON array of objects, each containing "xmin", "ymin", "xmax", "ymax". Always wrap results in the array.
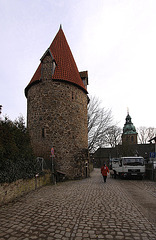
[{"xmin": 51, "ymin": 147, "xmax": 55, "ymax": 157}]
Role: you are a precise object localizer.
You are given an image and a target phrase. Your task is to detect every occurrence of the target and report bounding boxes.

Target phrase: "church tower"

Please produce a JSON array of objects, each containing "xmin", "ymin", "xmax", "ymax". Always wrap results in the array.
[
  {"xmin": 25, "ymin": 26, "xmax": 89, "ymax": 179},
  {"xmin": 122, "ymin": 112, "xmax": 138, "ymax": 145}
]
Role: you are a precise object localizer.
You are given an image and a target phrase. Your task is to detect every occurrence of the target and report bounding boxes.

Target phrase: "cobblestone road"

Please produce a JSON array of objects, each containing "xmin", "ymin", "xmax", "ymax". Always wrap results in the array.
[{"xmin": 0, "ymin": 169, "xmax": 156, "ymax": 240}]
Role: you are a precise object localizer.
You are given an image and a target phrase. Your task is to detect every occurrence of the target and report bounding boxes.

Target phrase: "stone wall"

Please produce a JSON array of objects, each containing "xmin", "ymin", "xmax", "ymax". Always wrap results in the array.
[
  {"xmin": 146, "ymin": 164, "xmax": 156, "ymax": 181},
  {"xmin": 27, "ymin": 55, "xmax": 89, "ymax": 179},
  {"xmin": 0, "ymin": 172, "xmax": 51, "ymax": 206}
]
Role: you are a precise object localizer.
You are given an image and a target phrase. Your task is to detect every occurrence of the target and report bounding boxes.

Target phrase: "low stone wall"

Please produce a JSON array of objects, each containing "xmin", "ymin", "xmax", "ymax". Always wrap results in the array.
[
  {"xmin": 0, "ymin": 172, "xmax": 51, "ymax": 206},
  {"xmin": 145, "ymin": 163, "xmax": 156, "ymax": 181},
  {"xmin": 146, "ymin": 169, "xmax": 156, "ymax": 181}
]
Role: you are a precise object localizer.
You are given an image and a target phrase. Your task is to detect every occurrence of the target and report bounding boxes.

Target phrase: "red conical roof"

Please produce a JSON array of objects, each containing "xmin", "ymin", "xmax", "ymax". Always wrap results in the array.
[{"xmin": 25, "ymin": 27, "xmax": 87, "ymax": 97}]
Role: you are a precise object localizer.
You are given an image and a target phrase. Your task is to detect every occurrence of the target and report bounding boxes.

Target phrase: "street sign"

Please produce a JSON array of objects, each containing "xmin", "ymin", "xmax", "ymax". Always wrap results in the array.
[
  {"xmin": 51, "ymin": 147, "xmax": 54, "ymax": 156},
  {"xmin": 150, "ymin": 152, "xmax": 156, "ymax": 158}
]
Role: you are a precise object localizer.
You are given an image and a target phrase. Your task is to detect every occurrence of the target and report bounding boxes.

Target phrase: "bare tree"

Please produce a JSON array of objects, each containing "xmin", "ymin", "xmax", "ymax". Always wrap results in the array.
[
  {"xmin": 137, "ymin": 126, "xmax": 156, "ymax": 144},
  {"xmin": 88, "ymin": 96, "xmax": 113, "ymax": 152},
  {"xmin": 104, "ymin": 125, "xmax": 122, "ymax": 147}
]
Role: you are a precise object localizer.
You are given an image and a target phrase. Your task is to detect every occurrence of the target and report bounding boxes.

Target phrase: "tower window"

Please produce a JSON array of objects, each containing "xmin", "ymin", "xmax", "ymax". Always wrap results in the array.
[
  {"xmin": 52, "ymin": 61, "xmax": 56, "ymax": 75},
  {"xmin": 42, "ymin": 128, "xmax": 45, "ymax": 138}
]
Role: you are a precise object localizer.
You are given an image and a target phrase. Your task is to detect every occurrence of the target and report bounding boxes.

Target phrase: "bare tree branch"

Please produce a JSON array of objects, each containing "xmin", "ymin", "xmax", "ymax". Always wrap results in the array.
[
  {"xmin": 104, "ymin": 125, "xmax": 122, "ymax": 147},
  {"xmin": 137, "ymin": 126, "xmax": 156, "ymax": 144},
  {"xmin": 88, "ymin": 96, "xmax": 113, "ymax": 152}
]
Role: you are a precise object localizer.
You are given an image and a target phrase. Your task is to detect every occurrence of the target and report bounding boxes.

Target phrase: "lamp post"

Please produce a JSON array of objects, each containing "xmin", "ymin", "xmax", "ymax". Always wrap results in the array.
[
  {"xmin": 50, "ymin": 146, "xmax": 55, "ymax": 184},
  {"xmin": 149, "ymin": 136, "xmax": 156, "ymax": 180}
]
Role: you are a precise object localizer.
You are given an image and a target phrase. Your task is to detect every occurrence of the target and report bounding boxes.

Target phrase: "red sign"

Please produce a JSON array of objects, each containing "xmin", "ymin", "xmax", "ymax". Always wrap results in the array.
[{"xmin": 51, "ymin": 147, "xmax": 54, "ymax": 156}]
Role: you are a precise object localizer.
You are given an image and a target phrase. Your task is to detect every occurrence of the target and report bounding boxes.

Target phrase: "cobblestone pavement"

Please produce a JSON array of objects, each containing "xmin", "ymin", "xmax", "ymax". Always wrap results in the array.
[{"xmin": 0, "ymin": 169, "xmax": 156, "ymax": 240}]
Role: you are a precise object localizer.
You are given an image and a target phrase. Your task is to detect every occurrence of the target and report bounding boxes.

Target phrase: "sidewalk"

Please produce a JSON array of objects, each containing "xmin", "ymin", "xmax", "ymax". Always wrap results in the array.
[{"xmin": 0, "ymin": 168, "xmax": 156, "ymax": 240}]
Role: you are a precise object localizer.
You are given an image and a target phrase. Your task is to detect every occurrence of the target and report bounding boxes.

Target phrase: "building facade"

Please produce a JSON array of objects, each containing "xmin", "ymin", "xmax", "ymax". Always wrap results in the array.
[
  {"xmin": 93, "ymin": 112, "xmax": 155, "ymax": 167},
  {"xmin": 25, "ymin": 26, "xmax": 89, "ymax": 179}
]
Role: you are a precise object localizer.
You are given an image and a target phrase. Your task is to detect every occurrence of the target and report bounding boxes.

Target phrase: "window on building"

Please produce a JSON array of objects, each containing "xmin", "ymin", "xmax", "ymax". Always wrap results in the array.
[
  {"xmin": 52, "ymin": 61, "xmax": 56, "ymax": 75},
  {"xmin": 42, "ymin": 128, "xmax": 45, "ymax": 138}
]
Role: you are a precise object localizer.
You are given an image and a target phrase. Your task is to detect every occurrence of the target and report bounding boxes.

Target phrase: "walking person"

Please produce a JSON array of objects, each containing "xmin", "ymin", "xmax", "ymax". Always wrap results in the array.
[{"xmin": 101, "ymin": 164, "xmax": 109, "ymax": 183}]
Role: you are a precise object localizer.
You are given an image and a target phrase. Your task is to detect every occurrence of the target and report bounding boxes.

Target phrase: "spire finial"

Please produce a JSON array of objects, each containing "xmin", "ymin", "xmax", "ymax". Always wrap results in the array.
[
  {"xmin": 60, "ymin": 24, "xmax": 62, "ymax": 30},
  {"xmin": 127, "ymin": 107, "xmax": 129, "ymax": 115}
]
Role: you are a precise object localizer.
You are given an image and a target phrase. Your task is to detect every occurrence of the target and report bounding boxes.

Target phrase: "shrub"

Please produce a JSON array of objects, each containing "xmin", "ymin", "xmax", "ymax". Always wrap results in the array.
[{"xmin": 0, "ymin": 116, "xmax": 39, "ymax": 183}]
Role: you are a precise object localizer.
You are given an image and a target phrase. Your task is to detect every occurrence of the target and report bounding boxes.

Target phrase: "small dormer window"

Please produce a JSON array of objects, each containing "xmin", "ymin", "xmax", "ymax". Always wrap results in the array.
[{"xmin": 52, "ymin": 61, "xmax": 56, "ymax": 75}]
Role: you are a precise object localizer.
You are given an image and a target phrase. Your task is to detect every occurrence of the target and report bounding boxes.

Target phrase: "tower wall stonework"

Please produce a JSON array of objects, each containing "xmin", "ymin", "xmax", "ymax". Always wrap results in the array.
[{"xmin": 27, "ymin": 55, "xmax": 88, "ymax": 179}]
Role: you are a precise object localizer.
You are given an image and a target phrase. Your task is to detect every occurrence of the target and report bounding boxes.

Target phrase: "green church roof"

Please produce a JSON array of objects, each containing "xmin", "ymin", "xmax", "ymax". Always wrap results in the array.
[{"xmin": 123, "ymin": 113, "xmax": 137, "ymax": 135}]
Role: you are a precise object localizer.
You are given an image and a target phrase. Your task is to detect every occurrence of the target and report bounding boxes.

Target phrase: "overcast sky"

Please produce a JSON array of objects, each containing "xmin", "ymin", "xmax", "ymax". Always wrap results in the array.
[{"xmin": 0, "ymin": 0, "xmax": 156, "ymax": 129}]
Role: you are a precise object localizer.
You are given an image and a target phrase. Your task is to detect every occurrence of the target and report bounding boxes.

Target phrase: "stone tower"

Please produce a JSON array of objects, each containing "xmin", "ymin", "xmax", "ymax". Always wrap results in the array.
[
  {"xmin": 122, "ymin": 112, "xmax": 138, "ymax": 145},
  {"xmin": 25, "ymin": 26, "xmax": 89, "ymax": 179}
]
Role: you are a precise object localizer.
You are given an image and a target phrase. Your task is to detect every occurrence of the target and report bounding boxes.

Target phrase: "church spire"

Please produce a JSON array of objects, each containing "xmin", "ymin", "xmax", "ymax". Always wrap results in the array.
[{"xmin": 122, "ymin": 112, "xmax": 138, "ymax": 145}]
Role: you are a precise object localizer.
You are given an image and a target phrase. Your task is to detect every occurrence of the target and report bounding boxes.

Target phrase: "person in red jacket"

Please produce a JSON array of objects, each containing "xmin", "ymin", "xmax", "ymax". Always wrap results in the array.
[{"xmin": 101, "ymin": 164, "xmax": 109, "ymax": 183}]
